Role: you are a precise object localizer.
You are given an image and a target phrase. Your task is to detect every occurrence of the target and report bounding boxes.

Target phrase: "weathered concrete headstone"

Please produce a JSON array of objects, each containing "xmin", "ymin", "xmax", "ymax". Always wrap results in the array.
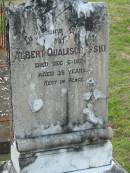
[{"xmin": 5, "ymin": 0, "xmax": 127, "ymax": 172}]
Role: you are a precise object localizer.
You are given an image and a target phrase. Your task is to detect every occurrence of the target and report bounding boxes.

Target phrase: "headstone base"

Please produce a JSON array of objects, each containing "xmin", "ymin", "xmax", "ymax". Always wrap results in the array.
[
  {"xmin": 0, "ymin": 160, "xmax": 127, "ymax": 173},
  {"xmin": 10, "ymin": 141, "xmax": 117, "ymax": 173}
]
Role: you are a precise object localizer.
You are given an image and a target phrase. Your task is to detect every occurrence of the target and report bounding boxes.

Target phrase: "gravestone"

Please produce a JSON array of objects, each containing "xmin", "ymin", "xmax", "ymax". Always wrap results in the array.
[{"xmin": 5, "ymin": 0, "xmax": 127, "ymax": 173}]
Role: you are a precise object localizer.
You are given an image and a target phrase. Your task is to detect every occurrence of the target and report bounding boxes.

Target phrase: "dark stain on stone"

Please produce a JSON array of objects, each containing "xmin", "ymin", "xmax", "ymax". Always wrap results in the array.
[
  {"xmin": 6, "ymin": 21, "xmax": 10, "ymax": 64},
  {"xmin": 74, "ymin": 31, "xmax": 81, "ymax": 47},
  {"xmin": 68, "ymin": 3, "xmax": 106, "ymax": 35},
  {"xmin": 73, "ymin": 146, "xmax": 82, "ymax": 152},
  {"xmin": 62, "ymin": 89, "xmax": 72, "ymax": 133},
  {"xmin": 85, "ymin": 16, "xmax": 95, "ymax": 31},
  {"xmin": 85, "ymin": 35, "xmax": 89, "ymax": 47},
  {"xmin": 13, "ymin": 12, "xmax": 22, "ymax": 36},
  {"xmin": 19, "ymin": 153, "xmax": 37, "ymax": 170},
  {"xmin": 68, "ymin": 2, "xmax": 95, "ymax": 32},
  {"xmin": 32, "ymin": 0, "xmax": 53, "ymax": 13},
  {"xmin": 0, "ymin": 162, "xmax": 5, "ymax": 172},
  {"xmin": 63, "ymin": 126, "xmax": 72, "ymax": 133},
  {"xmin": 32, "ymin": 0, "xmax": 54, "ymax": 34},
  {"xmin": 39, "ymin": 14, "xmax": 47, "ymax": 33},
  {"xmin": 52, "ymin": 11, "xmax": 56, "ymax": 23}
]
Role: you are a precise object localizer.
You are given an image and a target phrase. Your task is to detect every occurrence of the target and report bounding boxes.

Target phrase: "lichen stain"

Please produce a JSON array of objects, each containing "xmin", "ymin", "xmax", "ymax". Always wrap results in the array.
[
  {"xmin": 29, "ymin": 99, "xmax": 43, "ymax": 113},
  {"xmin": 83, "ymin": 103, "xmax": 103, "ymax": 126},
  {"xmin": 94, "ymin": 89, "xmax": 106, "ymax": 100},
  {"xmin": 67, "ymin": 0, "xmax": 106, "ymax": 48},
  {"xmin": 83, "ymin": 92, "xmax": 91, "ymax": 101},
  {"xmin": 83, "ymin": 77, "xmax": 106, "ymax": 127},
  {"xmin": 13, "ymin": 13, "xmax": 22, "ymax": 36},
  {"xmin": 72, "ymin": 1, "xmax": 94, "ymax": 18},
  {"xmin": 32, "ymin": 0, "xmax": 53, "ymax": 12},
  {"xmin": 68, "ymin": 1, "xmax": 95, "ymax": 31}
]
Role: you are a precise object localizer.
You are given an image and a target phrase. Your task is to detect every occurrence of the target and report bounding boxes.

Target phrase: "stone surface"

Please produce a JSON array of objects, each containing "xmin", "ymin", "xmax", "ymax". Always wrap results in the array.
[
  {"xmin": 16, "ymin": 127, "xmax": 113, "ymax": 152},
  {"xmin": 11, "ymin": 141, "xmax": 112, "ymax": 173},
  {"xmin": 7, "ymin": 0, "xmax": 110, "ymax": 152},
  {"xmin": 0, "ymin": 159, "xmax": 128, "ymax": 173}
]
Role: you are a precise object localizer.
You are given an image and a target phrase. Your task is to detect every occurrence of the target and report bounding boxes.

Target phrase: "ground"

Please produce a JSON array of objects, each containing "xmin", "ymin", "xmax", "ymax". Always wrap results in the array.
[{"xmin": 0, "ymin": 0, "xmax": 130, "ymax": 172}]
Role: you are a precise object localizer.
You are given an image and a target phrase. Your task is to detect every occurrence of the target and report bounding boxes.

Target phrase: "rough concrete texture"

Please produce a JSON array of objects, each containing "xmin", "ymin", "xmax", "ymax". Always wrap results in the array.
[
  {"xmin": 0, "ymin": 160, "xmax": 128, "ymax": 173},
  {"xmin": 0, "ymin": 161, "xmax": 16, "ymax": 173},
  {"xmin": 11, "ymin": 141, "xmax": 112, "ymax": 172},
  {"xmin": 7, "ymin": 0, "xmax": 110, "ymax": 152}
]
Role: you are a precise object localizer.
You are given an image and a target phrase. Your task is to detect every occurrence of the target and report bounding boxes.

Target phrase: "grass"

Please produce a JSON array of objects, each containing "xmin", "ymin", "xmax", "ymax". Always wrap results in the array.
[
  {"xmin": 0, "ymin": 154, "xmax": 10, "ymax": 161},
  {"xmin": 0, "ymin": 0, "xmax": 130, "ymax": 172},
  {"xmin": 108, "ymin": 1, "xmax": 130, "ymax": 172}
]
